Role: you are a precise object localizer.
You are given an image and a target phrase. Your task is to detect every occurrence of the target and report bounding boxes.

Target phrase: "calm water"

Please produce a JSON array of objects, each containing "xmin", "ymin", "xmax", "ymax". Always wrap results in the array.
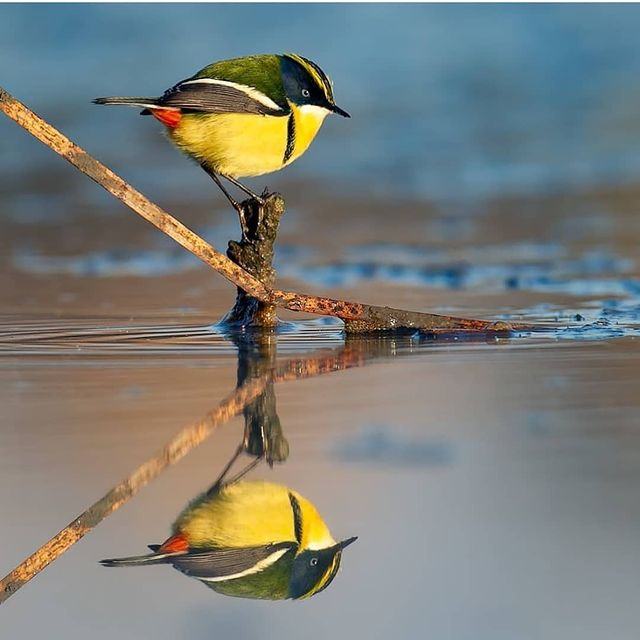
[
  {"xmin": 2, "ymin": 4, "xmax": 640, "ymax": 639},
  {"xmin": 2, "ymin": 325, "xmax": 640, "ymax": 639}
]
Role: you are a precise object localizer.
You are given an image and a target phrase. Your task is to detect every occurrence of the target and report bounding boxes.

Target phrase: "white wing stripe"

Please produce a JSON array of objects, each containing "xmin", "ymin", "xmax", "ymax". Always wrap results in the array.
[
  {"xmin": 180, "ymin": 79, "xmax": 283, "ymax": 111},
  {"xmin": 198, "ymin": 548, "xmax": 289, "ymax": 583}
]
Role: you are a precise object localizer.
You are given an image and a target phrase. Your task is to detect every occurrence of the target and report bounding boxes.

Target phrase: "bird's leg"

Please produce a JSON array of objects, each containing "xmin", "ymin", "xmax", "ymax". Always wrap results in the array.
[
  {"xmin": 221, "ymin": 174, "xmax": 267, "ymax": 231},
  {"xmin": 205, "ymin": 427, "xmax": 266, "ymax": 496},
  {"xmin": 221, "ymin": 422, "xmax": 267, "ymax": 484},
  {"xmin": 220, "ymin": 173, "xmax": 266, "ymax": 205},
  {"xmin": 206, "ymin": 444, "xmax": 245, "ymax": 496},
  {"xmin": 200, "ymin": 164, "xmax": 249, "ymax": 238},
  {"xmin": 223, "ymin": 455, "xmax": 263, "ymax": 486}
]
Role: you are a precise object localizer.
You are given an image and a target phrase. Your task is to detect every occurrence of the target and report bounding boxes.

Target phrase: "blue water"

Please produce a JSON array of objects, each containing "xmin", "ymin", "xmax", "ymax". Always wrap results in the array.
[
  {"xmin": 3, "ymin": 4, "xmax": 640, "ymax": 203},
  {"xmin": 4, "ymin": 8, "xmax": 640, "ymax": 638}
]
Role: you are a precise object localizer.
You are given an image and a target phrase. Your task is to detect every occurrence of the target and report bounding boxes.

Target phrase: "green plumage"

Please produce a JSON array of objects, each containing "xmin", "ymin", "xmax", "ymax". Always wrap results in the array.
[
  {"xmin": 100, "ymin": 480, "xmax": 355, "ymax": 601},
  {"xmin": 191, "ymin": 54, "xmax": 288, "ymax": 108},
  {"xmin": 93, "ymin": 52, "xmax": 349, "ymax": 180},
  {"xmin": 201, "ymin": 548, "xmax": 296, "ymax": 600}
]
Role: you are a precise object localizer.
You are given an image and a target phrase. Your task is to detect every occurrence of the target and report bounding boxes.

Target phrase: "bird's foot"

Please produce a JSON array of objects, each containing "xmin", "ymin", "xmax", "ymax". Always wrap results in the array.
[
  {"xmin": 235, "ymin": 204, "xmax": 250, "ymax": 240},
  {"xmin": 256, "ymin": 199, "xmax": 264, "ymax": 230}
]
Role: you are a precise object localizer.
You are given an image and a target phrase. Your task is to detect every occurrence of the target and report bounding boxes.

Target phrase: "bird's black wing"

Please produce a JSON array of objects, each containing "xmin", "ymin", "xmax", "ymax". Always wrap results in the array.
[
  {"xmin": 170, "ymin": 542, "xmax": 296, "ymax": 579},
  {"xmin": 156, "ymin": 80, "xmax": 287, "ymax": 116}
]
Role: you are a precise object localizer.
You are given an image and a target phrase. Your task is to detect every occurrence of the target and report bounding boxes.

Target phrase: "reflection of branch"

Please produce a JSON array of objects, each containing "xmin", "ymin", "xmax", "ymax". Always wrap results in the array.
[
  {"xmin": 0, "ymin": 377, "xmax": 267, "ymax": 605},
  {"xmin": 0, "ymin": 86, "xmax": 526, "ymax": 334},
  {"xmin": 0, "ymin": 334, "xmax": 416, "ymax": 604}
]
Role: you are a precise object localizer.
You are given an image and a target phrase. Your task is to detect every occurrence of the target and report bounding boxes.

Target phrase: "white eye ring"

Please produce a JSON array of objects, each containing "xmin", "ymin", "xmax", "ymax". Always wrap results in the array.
[
  {"xmin": 302, "ymin": 89, "xmax": 310, "ymax": 98},
  {"xmin": 310, "ymin": 557, "xmax": 318, "ymax": 566}
]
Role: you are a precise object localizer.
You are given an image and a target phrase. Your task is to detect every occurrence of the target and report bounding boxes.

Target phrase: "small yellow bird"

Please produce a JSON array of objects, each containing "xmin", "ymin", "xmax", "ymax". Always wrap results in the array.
[
  {"xmin": 94, "ymin": 53, "xmax": 350, "ymax": 228},
  {"xmin": 101, "ymin": 480, "xmax": 356, "ymax": 600}
]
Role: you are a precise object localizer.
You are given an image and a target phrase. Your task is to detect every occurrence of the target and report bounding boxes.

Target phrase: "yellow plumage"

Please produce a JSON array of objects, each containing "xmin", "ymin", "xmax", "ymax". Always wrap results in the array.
[
  {"xmin": 100, "ymin": 478, "xmax": 355, "ymax": 601},
  {"xmin": 94, "ymin": 52, "xmax": 349, "ymax": 209},
  {"xmin": 169, "ymin": 103, "xmax": 328, "ymax": 178},
  {"xmin": 173, "ymin": 480, "xmax": 336, "ymax": 552}
]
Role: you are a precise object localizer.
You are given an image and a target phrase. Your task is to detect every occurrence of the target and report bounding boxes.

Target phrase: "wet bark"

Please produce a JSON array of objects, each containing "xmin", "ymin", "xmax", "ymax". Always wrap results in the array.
[{"xmin": 220, "ymin": 194, "xmax": 285, "ymax": 329}]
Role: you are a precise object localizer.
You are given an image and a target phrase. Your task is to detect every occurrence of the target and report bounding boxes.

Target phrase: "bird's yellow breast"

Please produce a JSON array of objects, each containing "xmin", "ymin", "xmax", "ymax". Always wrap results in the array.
[
  {"xmin": 170, "ymin": 112, "xmax": 288, "ymax": 178},
  {"xmin": 168, "ymin": 103, "xmax": 328, "ymax": 178},
  {"xmin": 285, "ymin": 103, "xmax": 329, "ymax": 168},
  {"xmin": 174, "ymin": 481, "xmax": 335, "ymax": 552}
]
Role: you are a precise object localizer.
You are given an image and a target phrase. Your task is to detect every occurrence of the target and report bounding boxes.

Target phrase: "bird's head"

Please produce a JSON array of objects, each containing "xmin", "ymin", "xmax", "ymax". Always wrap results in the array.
[
  {"xmin": 288, "ymin": 536, "xmax": 357, "ymax": 600},
  {"xmin": 280, "ymin": 54, "xmax": 350, "ymax": 118}
]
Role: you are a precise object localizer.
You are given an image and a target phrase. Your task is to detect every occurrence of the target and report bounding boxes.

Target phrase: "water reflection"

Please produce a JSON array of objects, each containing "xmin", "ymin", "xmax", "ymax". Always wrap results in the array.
[
  {"xmin": 101, "ymin": 476, "xmax": 356, "ymax": 601},
  {"xmin": 98, "ymin": 331, "xmax": 421, "ymax": 601},
  {"xmin": 3, "ymin": 325, "xmax": 445, "ymax": 604},
  {"xmin": 95, "ymin": 329, "xmax": 473, "ymax": 601},
  {"xmin": 234, "ymin": 334, "xmax": 289, "ymax": 468}
]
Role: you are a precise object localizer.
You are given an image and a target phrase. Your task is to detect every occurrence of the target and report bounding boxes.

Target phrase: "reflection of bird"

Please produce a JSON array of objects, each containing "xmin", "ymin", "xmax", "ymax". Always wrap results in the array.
[
  {"xmin": 101, "ymin": 481, "xmax": 356, "ymax": 600},
  {"xmin": 93, "ymin": 54, "xmax": 349, "ymax": 221}
]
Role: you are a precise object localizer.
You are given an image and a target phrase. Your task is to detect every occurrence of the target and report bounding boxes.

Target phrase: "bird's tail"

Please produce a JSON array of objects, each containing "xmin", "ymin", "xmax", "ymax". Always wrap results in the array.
[
  {"xmin": 100, "ymin": 545, "xmax": 184, "ymax": 567},
  {"xmin": 93, "ymin": 96, "xmax": 160, "ymax": 109}
]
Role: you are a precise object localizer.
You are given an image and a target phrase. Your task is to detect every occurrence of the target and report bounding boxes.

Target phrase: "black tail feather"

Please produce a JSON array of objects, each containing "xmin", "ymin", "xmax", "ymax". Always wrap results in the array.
[
  {"xmin": 92, "ymin": 96, "xmax": 159, "ymax": 107},
  {"xmin": 100, "ymin": 549, "xmax": 185, "ymax": 567}
]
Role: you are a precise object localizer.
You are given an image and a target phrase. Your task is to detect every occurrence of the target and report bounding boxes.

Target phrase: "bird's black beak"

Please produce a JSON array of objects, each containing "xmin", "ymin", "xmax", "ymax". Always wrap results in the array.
[
  {"xmin": 336, "ymin": 536, "xmax": 358, "ymax": 550},
  {"xmin": 330, "ymin": 103, "xmax": 351, "ymax": 118}
]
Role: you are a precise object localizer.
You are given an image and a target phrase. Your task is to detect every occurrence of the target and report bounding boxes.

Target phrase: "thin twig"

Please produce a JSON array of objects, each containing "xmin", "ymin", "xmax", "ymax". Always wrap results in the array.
[{"xmin": 0, "ymin": 86, "xmax": 526, "ymax": 333}]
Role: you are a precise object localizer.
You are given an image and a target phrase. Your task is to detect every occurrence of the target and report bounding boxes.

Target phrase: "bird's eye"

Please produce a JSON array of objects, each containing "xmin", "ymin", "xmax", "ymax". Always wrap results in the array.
[
  {"xmin": 302, "ymin": 89, "xmax": 310, "ymax": 98},
  {"xmin": 310, "ymin": 557, "xmax": 318, "ymax": 566}
]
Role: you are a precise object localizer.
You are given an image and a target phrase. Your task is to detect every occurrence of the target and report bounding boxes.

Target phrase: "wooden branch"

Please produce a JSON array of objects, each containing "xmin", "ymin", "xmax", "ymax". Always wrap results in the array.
[
  {"xmin": 0, "ymin": 85, "xmax": 527, "ymax": 334},
  {"xmin": 221, "ymin": 194, "xmax": 284, "ymax": 328}
]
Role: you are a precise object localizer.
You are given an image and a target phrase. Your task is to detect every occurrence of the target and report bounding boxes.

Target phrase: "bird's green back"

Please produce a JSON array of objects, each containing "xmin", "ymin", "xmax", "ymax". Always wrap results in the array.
[
  {"xmin": 190, "ymin": 54, "xmax": 287, "ymax": 108},
  {"xmin": 199, "ymin": 548, "xmax": 296, "ymax": 600}
]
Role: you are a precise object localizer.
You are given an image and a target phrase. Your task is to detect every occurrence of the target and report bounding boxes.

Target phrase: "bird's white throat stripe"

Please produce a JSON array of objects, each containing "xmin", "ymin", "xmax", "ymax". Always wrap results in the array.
[
  {"xmin": 180, "ymin": 79, "xmax": 283, "ymax": 112},
  {"xmin": 298, "ymin": 104, "xmax": 331, "ymax": 119},
  {"xmin": 198, "ymin": 548, "xmax": 289, "ymax": 583},
  {"xmin": 306, "ymin": 537, "xmax": 336, "ymax": 551}
]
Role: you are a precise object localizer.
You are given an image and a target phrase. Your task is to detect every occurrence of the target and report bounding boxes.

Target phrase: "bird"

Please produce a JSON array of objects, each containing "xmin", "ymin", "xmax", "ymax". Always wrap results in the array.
[
  {"xmin": 100, "ymin": 480, "xmax": 357, "ymax": 600},
  {"xmin": 93, "ymin": 53, "xmax": 350, "ymax": 233}
]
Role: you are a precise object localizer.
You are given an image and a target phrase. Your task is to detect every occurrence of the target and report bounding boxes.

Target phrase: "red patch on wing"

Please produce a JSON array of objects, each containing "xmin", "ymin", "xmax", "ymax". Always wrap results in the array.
[
  {"xmin": 158, "ymin": 533, "xmax": 189, "ymax": 554},
  {"xmin": 150, "ymin": 108, "xmax": 182, "ymax": 129}
]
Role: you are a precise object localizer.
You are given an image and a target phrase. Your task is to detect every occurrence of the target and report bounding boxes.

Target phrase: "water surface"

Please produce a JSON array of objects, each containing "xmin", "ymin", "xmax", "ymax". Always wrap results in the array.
[{"xmin": 2, "ymin": 5, "xmax": 640, "ymax": 639}]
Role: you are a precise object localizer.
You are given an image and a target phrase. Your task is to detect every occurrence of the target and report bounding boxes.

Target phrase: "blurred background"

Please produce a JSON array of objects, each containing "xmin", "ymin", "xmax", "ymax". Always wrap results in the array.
[
  {"xmin": 3, "ymin": 3, "xmax": 640, "ymax": 324},
  {"xmin": 4, "ymin": 4, "xmax": 640, "ymax": 203},
  {"xmin": 2, "ymin": 5, "xmax": 640, "ymax": 640}
]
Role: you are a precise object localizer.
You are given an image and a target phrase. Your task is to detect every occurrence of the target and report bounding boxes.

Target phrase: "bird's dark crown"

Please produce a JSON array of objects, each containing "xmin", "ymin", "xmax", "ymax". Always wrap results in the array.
[
  {"xmin": 288, "ymin": 547, "xmax": 342, "ymax": 599},
  {"xmin": 280, "ymin": 54, "xmax": 336, "ymax": 111}
]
